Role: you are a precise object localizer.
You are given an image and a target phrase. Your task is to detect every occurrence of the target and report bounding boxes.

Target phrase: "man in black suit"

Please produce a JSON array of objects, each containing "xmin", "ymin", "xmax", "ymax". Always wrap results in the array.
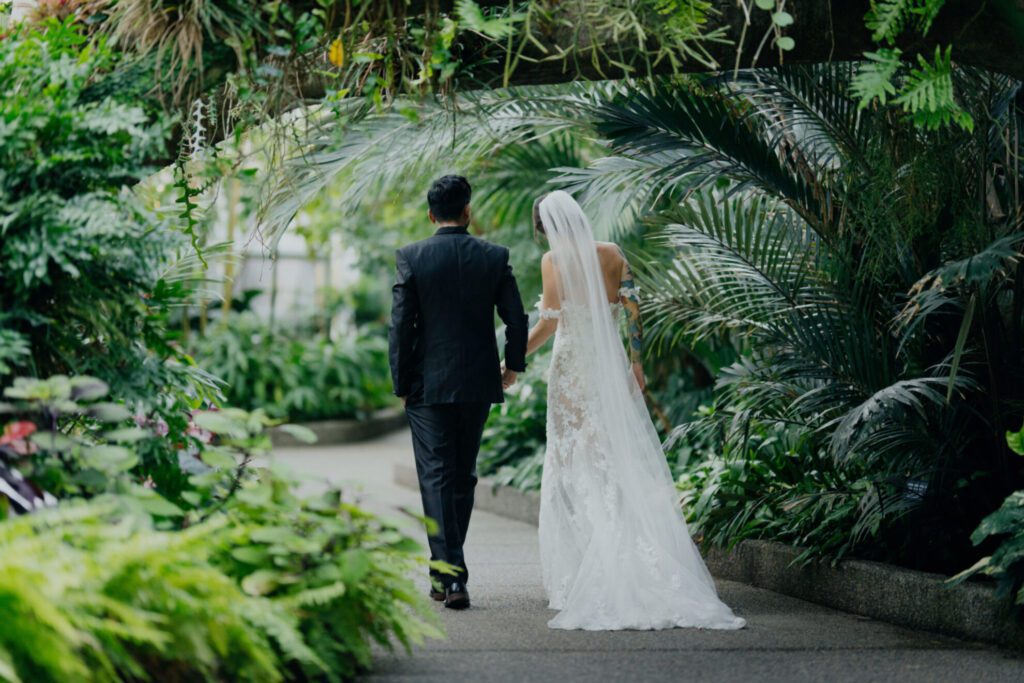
[{"xmin": 389, "ymin": 175, "xmax": 528, "ymax": 610}]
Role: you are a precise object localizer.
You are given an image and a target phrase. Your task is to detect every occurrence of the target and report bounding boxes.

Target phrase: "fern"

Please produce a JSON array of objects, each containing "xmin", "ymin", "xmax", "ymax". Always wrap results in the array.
[
  {"xmin": 865, "ymin": 0, "xmax": 910, "ymax": 43},
  {"xmin": 894, "ymin": 46, "xmax": 973, "ymax": 131},
  {"xmin": 856, "ymin": 1, "xmax": 969, "ymax": 130},
  {"xmin": 865, "ymin": 0, "xmax": 946, "ymax": 43},
  {"xmin": 909, "ymin": 0, "xmax": 946, "ymax": 35},
  {"xmin": 0, "ymin": 465, "xmax": 442, "ymax": 682},
  {"xmin": 852, "ymin": 48, "xmax": 903, "ymax": 107}
]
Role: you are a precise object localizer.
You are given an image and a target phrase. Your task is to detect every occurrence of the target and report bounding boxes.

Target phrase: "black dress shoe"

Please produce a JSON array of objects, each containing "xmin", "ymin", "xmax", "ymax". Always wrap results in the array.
[
  {"xmin": 429, "ymin": 578, "xmax": 445, "ymax": 602},
  {"xmin": 444, "ymin": 582, "xmax": 470, "ymax": 610}
]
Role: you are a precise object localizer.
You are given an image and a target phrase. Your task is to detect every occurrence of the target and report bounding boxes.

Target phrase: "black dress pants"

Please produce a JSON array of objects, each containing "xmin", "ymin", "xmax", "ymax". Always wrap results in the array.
[{"xmin": 405, "ymin": 401, "xmax": 491, "ymax": 588}]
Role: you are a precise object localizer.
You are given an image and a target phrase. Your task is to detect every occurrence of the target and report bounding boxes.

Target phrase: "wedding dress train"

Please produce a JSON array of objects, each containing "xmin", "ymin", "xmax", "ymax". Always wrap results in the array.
[{"xmin": 535, "ymin": 191, "xmax": 745, "ymax": 631}]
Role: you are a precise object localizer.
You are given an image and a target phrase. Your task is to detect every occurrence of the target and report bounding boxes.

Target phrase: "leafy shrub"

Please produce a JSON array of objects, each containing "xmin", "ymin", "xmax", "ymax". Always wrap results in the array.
[
  {"xmin": 0, "ymin": 477, "xmax": 440, "ymax": 682},
  {"xmin": 190, "ymin": 312, "xmax": 395, "ymax": 422},
  {"xmin": 674, "ymin": 406, "xmax": 883, "ymax": 564},
  {"xmin": 216, "ymin": 469, "xmax": 441, "ymax": 679},
  {"xmin": 0, "ymin": 374, "xmax": 198, "ymax": 517},
  {"xmin": 588, "ymin": 67, "xmax": 1024, "ymax": 572},
  {"xmin": 0, "ymin": 19, "xmax": 207, "ymax": 405},
  {"xmin": 0, "ymin": 380, "xmax": 441, "ymax": 682},
  {"xmin": 950, "ymin": 425, "xmax": 1024, "ymax": 606},
  {"xmin": 950, "ymin": 489, "xmax": 1024, "ymax": 606},
  {"xmin": 477, "ymin": 353, "xmax": 549, "ymax": 490}
]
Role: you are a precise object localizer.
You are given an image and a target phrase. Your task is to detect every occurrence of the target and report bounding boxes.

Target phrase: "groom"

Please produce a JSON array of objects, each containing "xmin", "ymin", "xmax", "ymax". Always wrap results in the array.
[{"xmin": 389, "ymin": 175, "xmax": 528, "ymax": 609}]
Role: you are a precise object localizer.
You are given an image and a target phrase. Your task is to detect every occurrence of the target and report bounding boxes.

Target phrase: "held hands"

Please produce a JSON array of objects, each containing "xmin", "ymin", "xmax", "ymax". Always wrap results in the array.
[{"xmin": 500, "ymin": 363, "xmax": 518, "ymax": 390}]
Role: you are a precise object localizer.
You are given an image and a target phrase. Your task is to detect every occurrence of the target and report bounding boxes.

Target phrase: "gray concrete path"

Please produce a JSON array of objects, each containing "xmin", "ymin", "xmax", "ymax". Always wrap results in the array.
[{"xmin": 271, "ymin": 429, "xmax": 1023, "ymax": 683}]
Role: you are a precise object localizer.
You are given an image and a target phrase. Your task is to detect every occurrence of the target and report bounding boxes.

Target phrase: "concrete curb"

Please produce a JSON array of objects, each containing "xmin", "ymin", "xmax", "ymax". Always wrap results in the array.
[
  {"xmin": 271, "ymin": 408, "xmax": 407, "ymax": 447},
  {"xmin": 392, "ymin": 463, "xmax": 1024, "ymax": 650}
]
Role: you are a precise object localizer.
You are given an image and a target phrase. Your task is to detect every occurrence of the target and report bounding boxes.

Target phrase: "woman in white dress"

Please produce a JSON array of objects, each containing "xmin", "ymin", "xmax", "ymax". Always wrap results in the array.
[{"xmin": 521, "ymin": 190, "xmax": 745, "ymax": 631}]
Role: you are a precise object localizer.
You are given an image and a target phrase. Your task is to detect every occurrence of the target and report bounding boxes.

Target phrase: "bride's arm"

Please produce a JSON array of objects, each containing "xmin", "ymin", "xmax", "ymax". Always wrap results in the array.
[
  {"xmin": 618, "ymin": 248, "xmax": 645, "ymax": 391},
  {"xmin": 526, "ymin": 253, "xmax": 559, "ymax": 356}
]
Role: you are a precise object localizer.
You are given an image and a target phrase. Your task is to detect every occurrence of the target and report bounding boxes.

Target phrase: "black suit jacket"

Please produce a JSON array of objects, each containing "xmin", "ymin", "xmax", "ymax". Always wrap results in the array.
[{"xmin": 389, "ymin": 225, "xmax": 529, "ymax": 405}]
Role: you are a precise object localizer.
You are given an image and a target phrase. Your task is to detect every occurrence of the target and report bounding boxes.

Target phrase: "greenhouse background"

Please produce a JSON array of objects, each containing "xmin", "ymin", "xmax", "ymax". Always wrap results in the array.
[{"xmin": 1, "ymin": 1, "xmax": 1023, "ymax": 681}]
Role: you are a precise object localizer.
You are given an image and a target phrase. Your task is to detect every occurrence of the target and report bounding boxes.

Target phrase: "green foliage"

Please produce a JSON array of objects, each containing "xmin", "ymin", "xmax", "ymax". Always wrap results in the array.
[
  {"xmin": 0, "ymin": 19, "xmax": 211, "ymax": 405},
  {"xmin": 852, "ymin": 48, "xmax": 902, "ymax": 106},
  {"xmin": 865, "ymin": 0, "xmax": 946, "ymax": 43},
  {"xmin": 580, "ymin": 66, "xmax": 1024, "ymax": 572},
  {"xmin": 854, "ymin": 1, "xmax": 972, "ymax": 131},
  {"xmin": 1, "ymin": 375, "xmax": 160, "ymax": 509},
  {"xmin": 190, "ymin": 313, "xmax": 394, "ymax": 422},
  {"xmin": 952, "ymin": 426, "xmax": 1024, "ymax": 605},
  {"xmin": 675, "ymin": 406, "xmax": 908, "ymax": 564},
  {"xmin": 894, "ymin": 46, "xmax": 973, "ymax": 130},
  {"xmin": 0, "ymin": 374, "xmax": 289, "ymax": 517},
  {"xmin": 478, "ymin": 356, "xmax": 549, "ymax": 489},
  {"xmin": 456, "ymin": 0, "xmax": 526, "ymax": 40},
  {"xmin": 0, "ymin": 474, "xmax": 440, "ymax": 682},
  {"xmin": 217, "ymin": 471, "xmax": 443, "ymax": 678},
  {"xmin": 950, "ymin": 488, "xmax": 1024, "ymax": 606},
  {"xmin": 0, "ymin": 380, "xmax": 440, "ymax": 681}
]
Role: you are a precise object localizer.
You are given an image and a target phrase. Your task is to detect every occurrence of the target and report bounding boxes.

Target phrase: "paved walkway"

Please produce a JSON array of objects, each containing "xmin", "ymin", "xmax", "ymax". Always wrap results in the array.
[{"xmin": 272, "ymin": 430, "xmax": 1023, "ymax": 682}]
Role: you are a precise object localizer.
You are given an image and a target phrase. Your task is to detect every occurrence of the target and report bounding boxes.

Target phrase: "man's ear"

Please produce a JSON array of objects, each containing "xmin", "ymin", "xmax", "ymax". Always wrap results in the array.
[
  {"xmin": 462, "ymin": 204, "xmax": 472, "ymax": 225},
  {"xmin": 428, "ymin": 209, "xmax": 437, "ymax": 224}
]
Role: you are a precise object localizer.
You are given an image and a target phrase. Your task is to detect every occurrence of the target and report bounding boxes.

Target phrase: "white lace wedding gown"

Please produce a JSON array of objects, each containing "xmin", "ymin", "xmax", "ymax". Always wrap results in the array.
[{"xmin": 534, "ymin": 191, "xmax": 745, "ymax": 631}]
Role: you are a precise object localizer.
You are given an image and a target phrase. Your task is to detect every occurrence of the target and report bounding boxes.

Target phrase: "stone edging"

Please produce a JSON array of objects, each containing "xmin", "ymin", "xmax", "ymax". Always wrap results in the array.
[
  {"xmin": 271, "ymin": 408, "xmax": 407, "ymax": 447},
  {"xmin": 705, "ymin": 540, "xmax": 1024, "ymax": 651},
  {"xmin": 392, "ymin": 462, "xmax": 1024, "ymax": 651}
]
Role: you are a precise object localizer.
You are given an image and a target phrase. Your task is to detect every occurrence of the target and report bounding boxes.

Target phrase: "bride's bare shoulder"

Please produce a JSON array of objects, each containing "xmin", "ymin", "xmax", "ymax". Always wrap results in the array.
[{"xmin": 596, "ymin": 241, "xmax": 625, "ymax": 263}]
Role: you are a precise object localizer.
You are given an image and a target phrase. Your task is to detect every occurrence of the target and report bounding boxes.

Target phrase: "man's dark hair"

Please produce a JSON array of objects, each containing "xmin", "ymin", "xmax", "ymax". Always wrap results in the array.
[{"xmin": 428, "ymin": 175, "xmax": 472, "ymax": 222}]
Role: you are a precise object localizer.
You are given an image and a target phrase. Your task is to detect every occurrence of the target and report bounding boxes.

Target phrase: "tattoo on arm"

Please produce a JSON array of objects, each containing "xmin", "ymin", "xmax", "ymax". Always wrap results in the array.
[{"xmin": 618, "ymin": 256, "xmax": 643, "ymax": 363}]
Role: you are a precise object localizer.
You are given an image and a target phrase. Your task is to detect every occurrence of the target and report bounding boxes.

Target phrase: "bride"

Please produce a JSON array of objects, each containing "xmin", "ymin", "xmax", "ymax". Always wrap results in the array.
[{"xmin": 521, "ymin": 190, "xmax": 745, "ymax": 631}]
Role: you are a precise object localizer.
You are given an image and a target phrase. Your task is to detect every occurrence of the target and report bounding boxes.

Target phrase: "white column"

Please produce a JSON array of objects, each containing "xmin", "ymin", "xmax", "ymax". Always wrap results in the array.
[{"xmin": 11, "ymin": 1, "xmax": 35, "ymax": 23}]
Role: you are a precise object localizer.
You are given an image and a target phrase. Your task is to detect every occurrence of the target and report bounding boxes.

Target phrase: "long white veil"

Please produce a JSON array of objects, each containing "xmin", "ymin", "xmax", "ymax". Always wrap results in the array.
[{"xmin": 537, "ymin": 190, "xmax": 743, "ymax": 630}]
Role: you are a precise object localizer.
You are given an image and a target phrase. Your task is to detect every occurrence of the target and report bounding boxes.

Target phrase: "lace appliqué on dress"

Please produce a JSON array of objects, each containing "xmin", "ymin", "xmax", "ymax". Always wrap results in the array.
[
  {"xmin": 536, "ymin": 295, "xmax": 562, "ymax": 320},
  {"xmin": 537, "ymin": 293, "xmax": 745, "ymax": 632}
]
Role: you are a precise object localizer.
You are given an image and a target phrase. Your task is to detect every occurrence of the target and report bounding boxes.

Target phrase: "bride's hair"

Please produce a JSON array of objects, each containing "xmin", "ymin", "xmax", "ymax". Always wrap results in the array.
[{"xmin": 532, "ymin": 193, "xmax": 550, "ymax": 242}]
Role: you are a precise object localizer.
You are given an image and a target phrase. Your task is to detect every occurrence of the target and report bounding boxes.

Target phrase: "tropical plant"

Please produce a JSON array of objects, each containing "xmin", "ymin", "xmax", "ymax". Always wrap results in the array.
[
  {"xmin": 477, "ymin": 351, "xmax": 549, "ymax": 489},
  {"xmin": 215, "ymin": 467, "xmax": 442, "ymax": 679},
  {"xmin": 949, "ymin": 424, "xmax": 1024, "ymax": 607},
  {"xmin": 0, "ymin": 381, "xmax": 441, "ymax": 681},
  {"xmin": 950, "ymin": 487, "xmax": 1024, "ymax": 608},
  {"xmin": 0, "ymin": 373, "xmax": 308, "ymax": 517},
  {"xmin": 190, "ymin": 312, "xmax": 395, "ymax": 422},
  {"xmin": 0, "ymin": 18, "xmax": 219, "ymax": 406},
  {"xmin": 0, "ymin": 472, "xmax": 441, "ymax": 682},
  {"xmin": 575, "ymin": 66, "xmax": 1024, "ymax": 570}
]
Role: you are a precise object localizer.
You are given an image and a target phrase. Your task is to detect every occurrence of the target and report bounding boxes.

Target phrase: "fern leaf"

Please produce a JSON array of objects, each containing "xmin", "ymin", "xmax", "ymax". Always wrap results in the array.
[
  {"xmin": 865, "ymin": 0, "xmax": 909, "ymax": 43},
  {"xmin": 278, "ymin": 581, "xmax": 348, "ymax": 609},
  {"xmin": 910, "ymin": 0, "xmax": 946, "ymax": 35},
  {"xmin": 894, "ymin": 46, "xmax": 973, "ymax": 131},
  {"xmin": 852, "ymin": 48, "xmax": 903, "ymax": 107}
]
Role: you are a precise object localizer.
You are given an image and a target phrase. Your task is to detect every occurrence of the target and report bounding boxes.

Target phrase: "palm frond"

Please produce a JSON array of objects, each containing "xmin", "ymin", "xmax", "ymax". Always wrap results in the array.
[
  {"xmin": 640, "ymin": 191, "xmax": 835, "ymax": 346},
  {"xmin": 255, "ymin": 84, "xmax": 603, "ymax": 247},
  {"xmin": 720, "ymin": 64, "xmax": 875, "ymax": 175},
  {"xmin": 592, "ymin": 85, "xmax": 828, "ymax": 230}
]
